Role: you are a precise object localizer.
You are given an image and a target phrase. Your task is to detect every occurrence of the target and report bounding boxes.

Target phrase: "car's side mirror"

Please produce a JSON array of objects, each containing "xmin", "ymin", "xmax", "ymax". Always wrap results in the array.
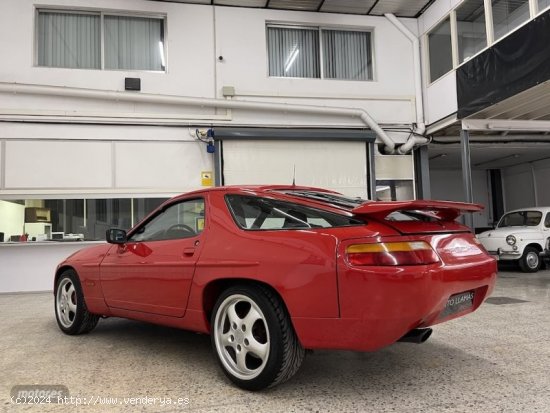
[{"xmin": 106, "ymin": 228, "xmax": 127, "ymax": 244}]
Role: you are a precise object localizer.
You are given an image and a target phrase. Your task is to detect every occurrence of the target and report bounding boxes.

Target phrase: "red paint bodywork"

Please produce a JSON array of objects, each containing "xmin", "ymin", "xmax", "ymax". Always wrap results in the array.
[{"xmin": 55, "ymin": 186, "xmax": 497, "ymax": 351}]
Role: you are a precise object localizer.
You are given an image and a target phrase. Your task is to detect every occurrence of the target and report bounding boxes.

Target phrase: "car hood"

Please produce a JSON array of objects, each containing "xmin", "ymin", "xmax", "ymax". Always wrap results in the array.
[
  {"xmin": 478, "ymin": 227, "xmax": 539, "ymax": 239},
  {"xmin": 61, "ymin": 243, "xmax": 113, "ymax": 265}
]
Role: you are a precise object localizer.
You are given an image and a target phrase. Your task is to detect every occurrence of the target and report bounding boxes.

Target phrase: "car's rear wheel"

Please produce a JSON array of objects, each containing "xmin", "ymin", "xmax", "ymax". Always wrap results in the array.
[
  {"xmin": 211, "ymin": 285, "xmax": 305, "ymax": 390},
  {"xmin": 518, "ymin": 246, "xmax": 541, "ymax": 273},
  {"xmin": 55, "ymin": 269, "xmax": 99, "ymax": 335}
]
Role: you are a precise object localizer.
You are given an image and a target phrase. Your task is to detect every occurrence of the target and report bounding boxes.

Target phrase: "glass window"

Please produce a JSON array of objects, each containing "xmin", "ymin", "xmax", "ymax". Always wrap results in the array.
[
  {"xmin": 104, "ymin": 15, "xmax": 165, "ymax": 71},
  {"xmin": 267, "ymin": 25, "xmax": 373, "ymax": 80},
  {"xmin": 37, "ymin": 9, "xmax": 166, "ymax": 71},
  {"xmin": 225, "ymin": 195, "xmax": 362, "ymax": 230},
  {"xmin": 428, "ymin": 17, "xmax": 453, "ymax": 82},
  {"xmin": 376, "ymin": 180, "xmax": 415, "ymax": 201},
  {"xmin": 456, "ymin": 0, "xmax": 487, "ymax": 63},
  {"xmin": 545, "ymin": 213, "xmax": 550, "ymax": 228},
  {"xmin": 322, "ymin": 30, "xmax": 373, "ymax": 80},
  {"xmin": 498, "ymin": 210, "xmax": 542, "ymax": 227},
  {"xmin": 37, "ymin": 11, "xmax": 101, "ymax": 69},
  {"xmin": 0, "ymin": 197, "xmax": 168, "ymax": 243},
  {"xmin": 130, "ymin": 199, "xmax": 205, "ymax": 242},
  {"xmin": 539, "ymin": 0, "xmax": 550, "ymax": 13},
  {"xmin": 492, "ymin": 0, "xmax": 530, "ymax": 41},
  {"xmin": 267, "ymin": 26, "xmax": 320, "ymax": 78}
]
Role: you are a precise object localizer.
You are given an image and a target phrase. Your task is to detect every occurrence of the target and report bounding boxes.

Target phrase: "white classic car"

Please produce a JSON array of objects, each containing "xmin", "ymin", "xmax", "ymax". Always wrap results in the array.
[{"xmin": 477, "ymin": 207, "xmax": 550, "ymax": 272}]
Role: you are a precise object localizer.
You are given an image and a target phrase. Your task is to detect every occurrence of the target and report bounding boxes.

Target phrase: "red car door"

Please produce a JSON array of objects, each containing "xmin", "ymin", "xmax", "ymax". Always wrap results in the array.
[{"xmin": 100, "ymin": 198, "xmax": 206, "ymax": 317}]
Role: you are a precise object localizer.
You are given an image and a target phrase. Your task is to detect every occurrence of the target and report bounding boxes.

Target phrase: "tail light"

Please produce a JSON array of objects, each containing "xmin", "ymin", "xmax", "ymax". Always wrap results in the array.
[{"xmin": 346, "ymin": 241, "xmax": 440, "ymax": 266}]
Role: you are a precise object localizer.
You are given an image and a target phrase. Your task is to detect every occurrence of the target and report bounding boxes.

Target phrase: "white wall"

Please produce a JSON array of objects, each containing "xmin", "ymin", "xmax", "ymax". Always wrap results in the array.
[
  {"xmin": 430, "ymin": 168, "xmax": 492, "ymax": 228},
  {"xmin": 502, "ymin": 158, "xmax": 550, "ymax": 210},
  {"xmin": 0, "ymin": 0, "xmax": 216, "ymax": 98},
  {"xmin": 419, "ymin": 0, "xmax": 462, "ymax": 125},
  {"xmin": 0, "ymin": 124, "xmax": 213, "ymax": 197},
  {"xmin": 0, "ymin": 242, "xmax": 100, "ymax": 293},
  {"xmin": 0, "ymin": 0, "xmax": 418, "ymax": 129},
  {"xmin": 0, "ymin": 200, "xmax": 25, "ymax": 241}
]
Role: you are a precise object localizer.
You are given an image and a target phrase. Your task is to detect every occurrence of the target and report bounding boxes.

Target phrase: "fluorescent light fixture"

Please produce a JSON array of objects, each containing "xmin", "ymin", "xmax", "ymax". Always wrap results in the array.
[
  {"xmin": 284, "ymin": 46, "xmax": 300, "ymax": 72},
  {"xmin": 159, "ymin": 41, "xmax": 166, "ymax": 68},
  {"xmin": 376, "ymin": 186, "xmax": 391, "ymax": 192}
]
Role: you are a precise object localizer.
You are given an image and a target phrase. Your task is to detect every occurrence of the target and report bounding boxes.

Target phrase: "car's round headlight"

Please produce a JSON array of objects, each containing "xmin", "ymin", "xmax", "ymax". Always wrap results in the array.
[{"xmin": 506, "ymin": 235, "xmax": 517, "ymax": 246}]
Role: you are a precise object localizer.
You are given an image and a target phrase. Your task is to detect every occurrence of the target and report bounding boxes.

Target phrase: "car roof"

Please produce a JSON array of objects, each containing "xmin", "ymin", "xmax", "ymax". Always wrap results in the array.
[
  {"xmin": 503, "ymin": 207, "xmax": 550, "ymax": 214},
  {"xmin": 170, "ymin": 185, "xmax": 340, "ymax": 200}
]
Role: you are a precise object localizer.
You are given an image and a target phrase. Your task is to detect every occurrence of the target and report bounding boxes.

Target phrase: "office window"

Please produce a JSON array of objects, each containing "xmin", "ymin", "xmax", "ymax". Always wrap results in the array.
[
  {"xmin": 428, "ymin": 17, "xmax": 453, "ymax": 82},
  {"xmin": 492, "ymin": 0, "xmax": 530, "ymax": 41},
  {"xmin": 0, "ymin": 197, "xmax": 167, "ymax": 243},
  {"xmin": 104, "ymin": 16, "xmax": 165, "ymax": 71},
  {"xmin": 37, "ymin": 9, "xmax": 166, "ymax": 71},
  {"xmin": 456, "ymin": 0, "xmax": 487, "ymax": 63},
  {"xmin": 267, "ymin": 26, "xmax": 320, "ymax": 78},
  {"xmin": 322, "ymin": 30, "xmax": 372, "ymax": 80},
  {"xmin": 37, "ymin": 12, "xmax": 101, "ymax": 69},
  {"xmin": 267, "ymin": 25, "xmax": 372, "ymax": 80}
]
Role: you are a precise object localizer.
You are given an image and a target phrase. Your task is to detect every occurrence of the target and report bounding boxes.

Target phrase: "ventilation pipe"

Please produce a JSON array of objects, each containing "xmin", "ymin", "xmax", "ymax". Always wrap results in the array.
[
  {"xmin": 384, "ymin": 13, "xmax": 429, "ymax": 154},
  {"xmin": 0, "ymin": 82, "xmax": 401, "ymax": 153}
]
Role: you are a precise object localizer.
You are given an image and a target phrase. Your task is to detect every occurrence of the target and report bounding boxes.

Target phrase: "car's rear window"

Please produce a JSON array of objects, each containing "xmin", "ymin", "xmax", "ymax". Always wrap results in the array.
[
  {"xmin": 225, "ymin": 195, "xmax": 363, "ymax": 230},
  {"xmin": 278, "ymin": 190, "xmax": 366, "ymax": 209}
]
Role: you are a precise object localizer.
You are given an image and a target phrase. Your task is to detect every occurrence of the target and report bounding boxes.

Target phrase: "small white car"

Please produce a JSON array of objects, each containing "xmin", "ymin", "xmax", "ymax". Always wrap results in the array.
[{"xmin": 477, "ymin": 207, "xmax": 550, "ymax": 272}]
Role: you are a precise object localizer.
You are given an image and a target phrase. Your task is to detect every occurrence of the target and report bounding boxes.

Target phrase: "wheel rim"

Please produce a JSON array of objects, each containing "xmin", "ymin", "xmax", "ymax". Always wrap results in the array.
[
  {"xmin": 213, "ymin": 294, "xmax": 270, "ymax": 380},
  {"xmin": 526, "ymin": 251, "xmax": 539, "ymax": 269},
  {"xmin": 56, "ymin": 278, "xmax": 77, "ymax": 328}
]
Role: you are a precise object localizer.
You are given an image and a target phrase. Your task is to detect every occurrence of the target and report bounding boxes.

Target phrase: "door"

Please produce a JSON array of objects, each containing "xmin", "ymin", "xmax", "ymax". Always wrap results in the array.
[{"xmin": 100, "ymin": 198, "xmax": 206, "ymax": 317}]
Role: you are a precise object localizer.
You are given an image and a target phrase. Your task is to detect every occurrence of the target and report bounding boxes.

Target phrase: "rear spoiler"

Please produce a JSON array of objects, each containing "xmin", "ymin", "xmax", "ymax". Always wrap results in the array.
[{"xmin": 351, "ymin": 200, "xmax": 483, "ymax": 222}]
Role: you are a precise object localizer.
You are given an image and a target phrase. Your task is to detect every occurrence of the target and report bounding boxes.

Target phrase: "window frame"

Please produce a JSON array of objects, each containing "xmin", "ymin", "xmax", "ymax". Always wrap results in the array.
[
  {"xmin": 266, "ymin": 23, "xmax": 375, "ymax": 82},
  {"xmin": 424, "ymin": 0, "xmax": 542, "ymax": 87},
  {"xmin": 34, "ymin": 7, "xmax": 167, "ymax": 73},
  {"xmin": 128, "ymin": 197, "xmax": 205, "ymax": 242}
]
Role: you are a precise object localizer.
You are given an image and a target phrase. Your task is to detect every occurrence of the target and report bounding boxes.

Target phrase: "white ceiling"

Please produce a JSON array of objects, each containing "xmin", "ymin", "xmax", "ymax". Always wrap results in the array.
[
  {"xmin": 150, "ymin": 0, "xmax": 436, "ymax": 17},
  {"xmin": 429, "ymin": 140, "xmax": 550, "ymax": 170}
]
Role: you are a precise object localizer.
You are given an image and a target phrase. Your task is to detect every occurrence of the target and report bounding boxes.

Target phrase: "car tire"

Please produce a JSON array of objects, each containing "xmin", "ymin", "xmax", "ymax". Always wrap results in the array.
[
  {"xmin": 210, "ymin": 285, "xmax": 305, "ymax": 390},
  {"xmin": 518, "ymin": 246, "xmax": 541, "ymax": 273},
  {"xmin": 55, "ymin": 269, "xmax": 99, "ymax": 335}
]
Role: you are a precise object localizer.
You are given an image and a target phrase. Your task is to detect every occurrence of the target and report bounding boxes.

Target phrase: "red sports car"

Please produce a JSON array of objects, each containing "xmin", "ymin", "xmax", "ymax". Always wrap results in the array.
[{"xmin": 54, "ymin": 186, "xmax": 497, "ymax": 390}]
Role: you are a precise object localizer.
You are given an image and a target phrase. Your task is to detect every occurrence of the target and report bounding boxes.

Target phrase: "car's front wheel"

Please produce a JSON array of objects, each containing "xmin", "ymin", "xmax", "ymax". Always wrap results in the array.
[
  {"xmin": 55, "ymin": 269, "xmax": 99, "ymax": 335},
  {"xmin": 211, "ymin": 285, "xmax": 305, "ymax": 390},
  {"xmin": 518, "ymin": 246, "xmax": 541, "ymax": 273}
]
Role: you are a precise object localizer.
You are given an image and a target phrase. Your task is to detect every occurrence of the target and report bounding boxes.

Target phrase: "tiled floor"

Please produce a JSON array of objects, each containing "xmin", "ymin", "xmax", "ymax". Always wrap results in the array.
[{"xmin": 1, "ymin": 269, "xmax": 549, "ymax": 412}]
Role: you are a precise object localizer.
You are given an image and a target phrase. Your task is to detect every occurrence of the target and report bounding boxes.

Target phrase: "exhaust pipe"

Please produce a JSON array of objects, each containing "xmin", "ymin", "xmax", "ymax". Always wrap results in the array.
[{"xmin": 397, "ymin": 328, "xmax": 433, "ymax": 344}]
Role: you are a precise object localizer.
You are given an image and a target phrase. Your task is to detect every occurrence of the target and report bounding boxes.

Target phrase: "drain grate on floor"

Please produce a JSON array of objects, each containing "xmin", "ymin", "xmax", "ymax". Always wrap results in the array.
[{"xmin": 485, "ymin": 296, "xmax": 529, "ymax": 305}]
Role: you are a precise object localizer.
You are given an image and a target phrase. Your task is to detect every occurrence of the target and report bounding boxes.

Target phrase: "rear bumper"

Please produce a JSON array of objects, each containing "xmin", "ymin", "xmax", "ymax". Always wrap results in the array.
[{"xmin": 293, "ymin": 256, "xmax": 497, "ymax": 352}]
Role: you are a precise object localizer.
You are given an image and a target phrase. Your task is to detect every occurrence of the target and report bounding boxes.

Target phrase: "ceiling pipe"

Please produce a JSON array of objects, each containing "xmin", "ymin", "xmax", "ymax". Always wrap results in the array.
[
  {"xmin": 0, "ymin": 82, "xmax": 401, "ymax": 153},
  {"xmin": 384, "ymin": 13, "xmax": 428, "ymax": 154}
]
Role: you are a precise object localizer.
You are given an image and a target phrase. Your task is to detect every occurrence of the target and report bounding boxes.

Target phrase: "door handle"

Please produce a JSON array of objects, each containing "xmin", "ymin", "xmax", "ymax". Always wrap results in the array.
[{"xmin": 183, "ymin": 247, "xmax": 195, "ymax": 256}]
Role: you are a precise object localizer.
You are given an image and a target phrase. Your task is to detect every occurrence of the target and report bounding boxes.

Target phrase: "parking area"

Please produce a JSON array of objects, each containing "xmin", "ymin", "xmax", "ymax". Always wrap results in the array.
[{"xmin": 1, "ymin": 269, "xmax": 549, "ymax": 413}]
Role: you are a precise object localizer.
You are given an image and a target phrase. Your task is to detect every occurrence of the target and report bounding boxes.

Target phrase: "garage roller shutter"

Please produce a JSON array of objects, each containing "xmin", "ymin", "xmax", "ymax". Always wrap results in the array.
[{"xmin": 222, "ymin": 140, "xmax": 369, "ymax": 199}]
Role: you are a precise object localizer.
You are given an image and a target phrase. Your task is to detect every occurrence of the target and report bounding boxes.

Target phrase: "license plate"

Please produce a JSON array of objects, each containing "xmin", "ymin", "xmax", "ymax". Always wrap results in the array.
[{"xmin": 440, "ymin": 291, "xmax": 475, "ymax": 318}]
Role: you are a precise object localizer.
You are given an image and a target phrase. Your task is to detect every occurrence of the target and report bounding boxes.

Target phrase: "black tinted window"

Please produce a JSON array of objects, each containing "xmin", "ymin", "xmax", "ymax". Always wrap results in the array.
[{"xmin": 226, "ymin": 195, "xmax": 362, "ymax": 230}]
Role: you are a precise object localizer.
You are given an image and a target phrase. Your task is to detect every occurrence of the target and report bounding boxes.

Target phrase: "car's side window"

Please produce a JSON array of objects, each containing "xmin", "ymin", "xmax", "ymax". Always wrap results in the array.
[
  {"xmin": 545, "ymin": 213, "xmax": 550, "ymax": 228},
  {"xmin": 129, "ymin": 198, "xmax": 205, "ymax": 242},
  {"xmin": 225, "ymin": 194, "xmax": 361, "ymax": 230}
]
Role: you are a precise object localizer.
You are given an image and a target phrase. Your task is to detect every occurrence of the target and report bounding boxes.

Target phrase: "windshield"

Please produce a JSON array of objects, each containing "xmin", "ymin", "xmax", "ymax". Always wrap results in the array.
[{"xmin": 498, "ymin": 211, "xmax": 542, "ymax": 228}]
